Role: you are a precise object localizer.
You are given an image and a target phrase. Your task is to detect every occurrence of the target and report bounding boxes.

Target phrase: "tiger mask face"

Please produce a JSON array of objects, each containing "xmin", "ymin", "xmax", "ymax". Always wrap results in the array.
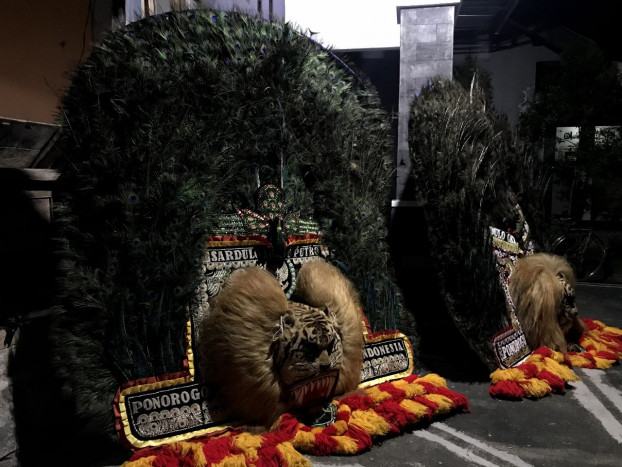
[
  {"xmin": 199, "ymin": 260, "xmax": 363, "ymax": 427},
  {"xmin": 270, "ymin": 302, "xmax": 343, "ymax": 387},
  {"xmin": 557, "ymin": 271, "xmax": 578, "ymax": 334}
]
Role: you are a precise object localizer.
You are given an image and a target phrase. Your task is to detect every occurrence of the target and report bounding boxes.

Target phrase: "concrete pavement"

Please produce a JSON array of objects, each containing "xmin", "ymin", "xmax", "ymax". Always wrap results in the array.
[
  {"xmin": 310, "ymin": 283, "xmax": 622, "ymax": 466},
  {"xmin": 1, "ymin": 285, "xmax": 620, "ymax": 466}
]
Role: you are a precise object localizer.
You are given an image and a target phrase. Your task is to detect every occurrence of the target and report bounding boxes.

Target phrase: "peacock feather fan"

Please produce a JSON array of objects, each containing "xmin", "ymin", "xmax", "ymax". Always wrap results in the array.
[
  {"xmin": 15, "ymin": 9, "xmax": 411, "ymax": 458},
  {"xmin": 408, "ymin": 77, "xmax": 546, "ymax": 369}
]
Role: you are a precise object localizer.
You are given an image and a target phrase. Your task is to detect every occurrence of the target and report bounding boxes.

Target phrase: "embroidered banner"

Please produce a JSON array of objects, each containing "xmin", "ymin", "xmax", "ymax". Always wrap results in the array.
[
  {"xmin": 360, "ymin": 338, "xmax": 411, "ymax": 385},
  {"xmin": 492, "ymin": 326, "xmax": 530, "ymax": 368},
  {"xmin": 115, "ymin": 310, "xmax": 416, "ymax": 448},
  {"xmin": 114, "ymin": 321, "xmax": 229, "ymax": 449},
  {"xmin": 123, "ymin": 382, "xmax": 212, "ymax": 441},
  {"xmin": 489, "ymin": 205, "xmax": 534, "ymax": 368},
  {"xmin": 202, "ymin": 236, "xmax": 270, "ymax": 298},
  {"xmin": 359, "ymin": 313, "xmax": 415, "ymax": 388}
]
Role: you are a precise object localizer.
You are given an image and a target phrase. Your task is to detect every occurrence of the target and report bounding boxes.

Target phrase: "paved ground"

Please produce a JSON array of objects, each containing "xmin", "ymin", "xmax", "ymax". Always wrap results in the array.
[
  {"xmin": 1, "ymin": 284, "xmax": 621, "ymax": 466},
  {"xmin": 309, "ymin": 283, "xmax": 622, "ymax": 467},
  {"xmin": 0, "ymin": 330, "xmax": 16, "ymax": 466}
]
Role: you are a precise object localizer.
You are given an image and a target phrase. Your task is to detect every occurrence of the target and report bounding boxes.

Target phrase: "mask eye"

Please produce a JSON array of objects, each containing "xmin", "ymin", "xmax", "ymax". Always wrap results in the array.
[
  {"xmin": 326, "ymin": 339, "xmax": 335, "ymax": 354},
  {"xmin": 302, "ymin": 340, "xmax": 320, "ymax": 358}
]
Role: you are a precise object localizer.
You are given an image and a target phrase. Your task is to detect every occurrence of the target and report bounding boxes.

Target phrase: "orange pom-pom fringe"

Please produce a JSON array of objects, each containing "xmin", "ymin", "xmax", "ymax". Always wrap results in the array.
[
  {"xmin": 490, "ymin": 319, "xmax": 622, "ymax": 400},
  {"xmin": 122, "ymin": 374, "xmax": 469, "ymax": 466}
]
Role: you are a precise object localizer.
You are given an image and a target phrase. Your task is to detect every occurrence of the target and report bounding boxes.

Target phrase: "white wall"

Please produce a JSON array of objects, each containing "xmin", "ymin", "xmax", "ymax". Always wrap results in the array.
[
  {"xmin": 212, "ymin": 1, "xmax": 259, "ymax": 16},
  {"xmin": 457, "ymin": 44, "xmax": 559, "ymax": 123}
]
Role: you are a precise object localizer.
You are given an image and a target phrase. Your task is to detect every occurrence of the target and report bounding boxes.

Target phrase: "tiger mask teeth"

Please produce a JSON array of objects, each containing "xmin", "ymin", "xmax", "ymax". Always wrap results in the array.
[{"xmin": 286, "ymin": 370, "xmax": 339, "ymax": 408}]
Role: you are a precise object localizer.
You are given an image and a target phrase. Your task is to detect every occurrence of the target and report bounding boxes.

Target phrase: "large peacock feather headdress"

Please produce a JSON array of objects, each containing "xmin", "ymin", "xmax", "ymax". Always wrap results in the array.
[{"xmin": 13, "ymin": 9, "xmax": 412, "ymax": 463}]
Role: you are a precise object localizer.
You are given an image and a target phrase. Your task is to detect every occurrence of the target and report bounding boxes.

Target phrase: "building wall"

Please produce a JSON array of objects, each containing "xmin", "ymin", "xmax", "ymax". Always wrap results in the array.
[
  {"xmin": 213, "ymin": 0, "xmax": 284, "ymax": 20},
  {"xmin": 0, "ymin": 0, "xmax": 92, "ymax": 124},
  {"xmin": 0, "ymin": 1, "xmax": 287, "ymax": 125},
  {"xmin": 456, "ymin": 44, "xmax": 560, "ymax": 124}
]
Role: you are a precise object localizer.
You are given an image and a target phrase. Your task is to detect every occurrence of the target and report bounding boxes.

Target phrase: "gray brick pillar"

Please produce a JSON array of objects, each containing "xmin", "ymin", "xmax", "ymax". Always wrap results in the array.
[{"xmin": 395, "ymin": 2, "xmax": 459, "ymax": 202}]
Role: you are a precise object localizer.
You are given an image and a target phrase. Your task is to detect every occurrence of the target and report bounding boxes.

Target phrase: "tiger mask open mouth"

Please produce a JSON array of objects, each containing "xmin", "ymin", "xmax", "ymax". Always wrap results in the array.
[{"xmin": 271, "ymin": 302, "xmax": 343, "ymax": 409}]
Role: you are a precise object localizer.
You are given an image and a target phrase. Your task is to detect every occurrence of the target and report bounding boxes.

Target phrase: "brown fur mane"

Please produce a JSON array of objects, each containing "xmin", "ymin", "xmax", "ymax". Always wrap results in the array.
[
  {"xmin": 509, "ymin": 253, "xmax": 585, "ymax": 353},
  {"xmin": 199, "ymin": 260, "xmax": 363, "ymax": 428}
]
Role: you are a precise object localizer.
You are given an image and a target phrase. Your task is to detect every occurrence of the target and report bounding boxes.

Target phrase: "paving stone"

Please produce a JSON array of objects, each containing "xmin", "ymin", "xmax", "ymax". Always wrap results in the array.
[{"xmin": 0, "ymin": 330, "xmax": 17, "ymax": 466}]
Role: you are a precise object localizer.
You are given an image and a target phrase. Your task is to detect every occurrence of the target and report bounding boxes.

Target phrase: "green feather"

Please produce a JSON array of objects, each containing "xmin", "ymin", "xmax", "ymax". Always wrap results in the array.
[{"xmin": 31, "ymin": 8, "xmax": 410, "ymax": 451}]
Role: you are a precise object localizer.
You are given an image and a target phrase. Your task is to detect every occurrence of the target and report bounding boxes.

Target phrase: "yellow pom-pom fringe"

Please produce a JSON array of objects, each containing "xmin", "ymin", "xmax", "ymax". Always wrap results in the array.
[
  {"xmin": 276, "ymin": 443, "xmax": 313, "ymax": 467},
  {"xmin": 125, "ymin": 456, "xmax": 156, "ymax": 467},
  {"xmin": 233, "ymin": 432, "xmax": 263, "ymax": 461},
  {"xmin": 122, "ymin": 374, "xmax": 469, "ymax": 466},
  {"xmin": 214, "ymin": 454, "xmax": 247, "ymax": 467},
  {"xmin": 490, "ymin": 318, "xmax": 622, "ymax": 400}
]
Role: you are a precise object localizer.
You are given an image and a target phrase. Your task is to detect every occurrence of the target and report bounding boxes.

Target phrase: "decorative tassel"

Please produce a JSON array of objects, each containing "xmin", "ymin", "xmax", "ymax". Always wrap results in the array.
[
  {"xmin": 233, "ymin": 433, "xmax": 263, "ymax": 462},
  {"xmin": 122, "ymin": 374, "xmax": 469, "ymax": 466},
  {"xmin": 490, "ymin": 319, "xmax": 622, "ymax": 399},
  {"xmin": 489, "ymin": 380, "xmax": 526, "ymax": 399},
  {"xmin": 568, "ymin": 319, "xmax": 622, "ymax": 369},
  {"xmin": 489, "ymin": 346, "xmax": 580, "ymax": 399},
  {"xmin": 275, "ymin": 443, "xmax": 313, "ymax": 467},
  {"xmin": 123, "ymin": 457, "xmax": 156, "ymax": 467}
]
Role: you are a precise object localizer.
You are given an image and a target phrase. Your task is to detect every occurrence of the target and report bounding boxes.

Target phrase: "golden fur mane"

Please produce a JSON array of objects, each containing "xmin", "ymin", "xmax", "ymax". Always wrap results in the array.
[
  {"xmin": 198, "ymin": 260, "xmax": 363, "ymax": 427},
  {"xmin": 509, "ymin": 253, "xmax": 585, "ymax": 353}
]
